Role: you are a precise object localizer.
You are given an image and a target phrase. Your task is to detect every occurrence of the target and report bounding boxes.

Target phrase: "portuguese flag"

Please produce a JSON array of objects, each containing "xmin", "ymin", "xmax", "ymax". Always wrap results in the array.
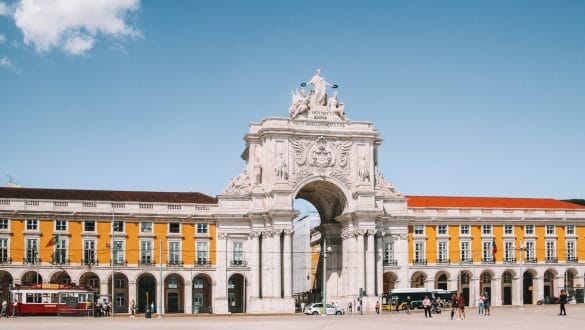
[
  {"xmin": 492, "ymin": 237, "xmax": 497, "ymax": 255},
  {"xmin": 46, "ymin": 234, "xmax": 59, "ymax": 247}
]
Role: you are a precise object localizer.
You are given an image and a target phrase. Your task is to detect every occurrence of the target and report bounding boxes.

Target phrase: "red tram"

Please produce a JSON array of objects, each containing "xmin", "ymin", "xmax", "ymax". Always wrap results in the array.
[{"xmin": 10, "ymin": 284, "xmax": 94, "ymax": 316}]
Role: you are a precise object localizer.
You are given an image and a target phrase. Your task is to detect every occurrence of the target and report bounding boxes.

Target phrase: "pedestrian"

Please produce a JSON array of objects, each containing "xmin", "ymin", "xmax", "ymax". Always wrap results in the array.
[
  {"xmin": 559, "ymin": 289, "xmax": 567, "ymax": 316},
  {"xmin": 406, "ymin": 296, "xmax": 411, "ymax": 315},
  {"xmin": 348, "ymin": 301, "xmax": 352, "ymax": 314},
  {"xmin": 483, "ymin": 293, "xmax": 491, "ymax": 316},
  {"xmin": 375, "ymin": 300, "xmax": 380, "ymax": 314},
  {"xmin": 131, "ymin": 299, "xmax": 136, "ymax": 316},
  {"xmin": 450, "ymin": 294, "xmax": 458, "ymax": 320},
  {"xmin": 477, "ymin": 294, "xmax": 484, "ymax": 315},
  {"xmin": 1, "ymin": 299, "xmax": 6, "ymax": 317},
  {"xmin": 12, "ymin": 299, "xmax": 17, "ymax": 317},
  {"xmin": 457, "ymin": 293, "xmax": 465, "ymax": 320},
  {"xmin": 300, "ymin": 302, "xmax": 305, "ymax": 313},
  {"xmin": 422, "ymin": 296, "xmax": 432, "ymax": 318}
]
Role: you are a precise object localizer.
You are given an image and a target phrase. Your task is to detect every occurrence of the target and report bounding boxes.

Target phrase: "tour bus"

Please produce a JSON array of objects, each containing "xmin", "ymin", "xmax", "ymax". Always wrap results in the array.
[
  {"xmin": 10, "ymin": 284, "xmax": 94, "ymax": 316},
  {"xmin": 381, "ymin": 288, "xmax": 456, "ymax": 311}
]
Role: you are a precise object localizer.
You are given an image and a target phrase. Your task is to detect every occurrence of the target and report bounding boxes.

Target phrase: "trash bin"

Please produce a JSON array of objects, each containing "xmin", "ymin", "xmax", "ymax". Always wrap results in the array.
[
  {"xmin": 193, "ymin": 305, "xmax": 199, "ymax": 314},
  {"xmin": 145, "ymin": 307, "xmax": 151, "ymax": 319}
]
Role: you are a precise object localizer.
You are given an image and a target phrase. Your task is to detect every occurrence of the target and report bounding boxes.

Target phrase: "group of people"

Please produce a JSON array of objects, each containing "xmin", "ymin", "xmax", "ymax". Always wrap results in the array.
[
  {"xmin": 0, "ymin": 299, "xmax": 17, "ymax": 317},
  {"xmin": 450, "ymin": 293, "xmax": 466, "ymax": 320},
  {"xmin": 94, "ymin": 300, "xmax": 112, "ymax": 317},
  {"xmin": 476, "ymin": 293, "xmax": 491, "ymax": 316}
]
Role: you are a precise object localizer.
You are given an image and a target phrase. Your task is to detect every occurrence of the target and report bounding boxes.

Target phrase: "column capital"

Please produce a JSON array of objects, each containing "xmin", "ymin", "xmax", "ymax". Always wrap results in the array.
[
  {"xmin": 367, "ymin": 229, "xmax": 377, "ymax": 236},
  {"xmin": 283, "ymin": 228, "xmax": 294, "ymax": 236},
  {"xmin": 340, "ymin": 228, "xmax": 355, "ymax": 240},
  {"xmin": 218, "ymin": 232, "xmax": 228, "ymax": 239},
  {"xmin": 356, "ymin": 229, "xmax": 367, "ymax": 236},
  {"xmin": 249, "ymin": 231, "xmax": 262, "ymax": 239}
]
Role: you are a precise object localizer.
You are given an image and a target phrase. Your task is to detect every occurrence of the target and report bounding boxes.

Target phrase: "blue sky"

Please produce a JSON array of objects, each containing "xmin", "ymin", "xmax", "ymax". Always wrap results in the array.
[{"xmin": 1, "ymin": 0, "xmax": 584, "ymax": 200}]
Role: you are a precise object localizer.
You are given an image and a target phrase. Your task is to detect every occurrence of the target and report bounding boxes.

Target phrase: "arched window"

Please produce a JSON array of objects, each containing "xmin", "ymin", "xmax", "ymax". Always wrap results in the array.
[
  {"xmin": 461, "ymin": 272, "xmax": 470, "ymax": 285},
  {"xmin": 503, "ymin": 272, "xmax": 512, "ymax": 284},
  {"xmin": 168, "ymin": 276, "xmax": 178, "ymax": 289},
  {"xmin": 481, "ymin": 272, "xmax": 492, "ymax": 284},
  {"xmin": 194, "ymin": 278, "xmax": 204, "ymax": 289}
]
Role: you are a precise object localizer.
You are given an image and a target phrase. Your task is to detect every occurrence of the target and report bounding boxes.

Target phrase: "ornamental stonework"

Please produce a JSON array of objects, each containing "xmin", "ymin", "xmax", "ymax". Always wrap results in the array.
[{"xmin": 290, "ymin": 136, "xmax": 352, "ymax": 184}]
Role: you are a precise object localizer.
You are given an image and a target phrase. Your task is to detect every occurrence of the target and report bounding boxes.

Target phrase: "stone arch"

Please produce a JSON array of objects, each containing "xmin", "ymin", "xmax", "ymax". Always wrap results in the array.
[
  {"xmin": 79, "ymin": 271, "xmax": 100, "ymax": 298},
  {"xmin": 543, "ymin": 268, "xmax": 558, "ymax": 300},
  {"xmin": 164, "ymin": 273, "xmax": 185, "ymax": 313},
  {"xmin": 228, "ymin": 273, "xmax": 246, "ymax": 313},
  {"xmin": 136, "ymin": 273, "xmax": 157, "ymax": 313},
  {"xmin": 293, "ymin": 177, "xmax": 351, "ymax": 222},
  {"xmin": 501, "ymin": 269, "xmax": 515, "ymax": 305},
  {"xmin": 479, "ymin": 270, "xmax": 494, "ymax": 299},
  {"xmin": 49, "ymin": 270, "xmax": 71, "ymax": 285},
  {"xmin": 411, "ymin": 271, "xmax": 426, "ymax": 288},
  {"xmin": 565, "ymin": 267, "xmax": 578, "ymax": 289},
  {"xmin": 435, "ymin": 271, "xmax": 449, "ymax": 290},
  {"xmin": 193, "ymin": 273, "xmax": 213, "ymax": 313},
  {"xmin": 523, "ymin": 268, "xmax": 537, "ymax": 305},
  {"xmin": 0, "ymin": 270, "xmax": 13, "ymax": 302},
  {"xmin": 383, "ymin": 272, "xmax": 398, "ymax": 293},
  {"xmin": 458, "ymin": 270, "xmax": 472, "ymax": 306},
  {"xmin": 21, "ymin": 271, "xmax": 42, "ymax": 285},
  {"xmin": 108, "ymin": 272, "xmax": 129, "ymax": 313}
]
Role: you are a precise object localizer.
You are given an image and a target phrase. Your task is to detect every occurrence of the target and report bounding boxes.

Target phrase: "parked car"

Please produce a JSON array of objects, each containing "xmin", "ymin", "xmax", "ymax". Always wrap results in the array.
[
  {"xmin": 304, "ymin": 303, "xmax": 344, "ymax": 315},
  {"xmin": 537, "ymin": 296, "xmax": 559, "ymax": 305}
]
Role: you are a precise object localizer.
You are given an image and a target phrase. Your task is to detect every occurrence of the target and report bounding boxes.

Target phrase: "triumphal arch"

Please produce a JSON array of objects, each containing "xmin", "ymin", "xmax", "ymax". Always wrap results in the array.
[{"xmin": 215, "ymin": 69, "xmax": 409, "ymax": 313}]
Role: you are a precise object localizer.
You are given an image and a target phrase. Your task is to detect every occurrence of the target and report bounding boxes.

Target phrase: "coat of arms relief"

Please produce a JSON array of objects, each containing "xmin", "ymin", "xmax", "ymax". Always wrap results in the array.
[{"xmin": 290, "ymin": 136, "xmax": 352, "ymax": 184}]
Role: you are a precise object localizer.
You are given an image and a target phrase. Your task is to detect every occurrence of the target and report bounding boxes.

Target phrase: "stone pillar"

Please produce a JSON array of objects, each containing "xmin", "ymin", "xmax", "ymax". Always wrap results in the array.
[
  {"xmin": 100, "ymin": 281, "xmax": 109, "ymax": 302},
  {"xmin": 128, "ymin": 281, "xmax": 137, "ymax": 314},
  {"xmin": 214, "ymin": 232, "xmax": 228, "ymax": 313},
  {"xmin": 261, "ymin": 231, "xmax": 273, "ymax": 298},
  {"xmin": 533, "ymin": 276, "xmax": 543, "ymax": 304},
  {"xmin": 514, "ymin": 273, "xmax": 522, "ymax": 306},
  {"xmin": 492, "ymin": 276, "xmax": 501, "ymax": 306},
  {"xmin": 249, "ymin": 232, "xmax": 261, "ymax": 298},
  {"xmin": 271, "ymin": 230, "xmax": 282, "ymax": 298},
  {"xmin": 341, "ymin": 229, "xmax": 350, "ymax": 297},
  {"xmin": 375, "ymin": 233, "xmax": 384, "ymax": 296},
  {"xmin": 366, "ymin": 229, "xmax": 376, "ymax": 296},
  {"xmin": 185, "ymin": 279, "xmax": 193, "ymax": 314},
  {"xmin": 356, "ymin": 230, "xmax": 366, "ymax": 294},
  {"xmin": 283, "ymin": 229, "xmax": 293, "ymax": 298}
]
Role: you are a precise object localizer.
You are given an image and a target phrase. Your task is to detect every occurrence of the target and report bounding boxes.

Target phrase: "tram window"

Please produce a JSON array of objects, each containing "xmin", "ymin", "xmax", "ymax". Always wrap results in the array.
[
  {"xmin": 51, "ymin": 293, "xmax": 59, "ymax": 303},
  {"xmin": 42, "ymin": 293, "xmax": 50, "ymax": 303},
  {"xmin": 35, "ymin": 294, "xmax": 42, "ymax": 303},
  {"xmin": 26, "ymin": 293, "xmax": 33, "ymax": 303}
]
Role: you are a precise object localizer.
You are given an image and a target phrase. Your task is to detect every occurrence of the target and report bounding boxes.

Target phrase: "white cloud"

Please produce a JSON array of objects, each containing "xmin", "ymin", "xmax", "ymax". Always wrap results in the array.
[
  {"xmin": 109, "ymin": 42, "xmax": 127, "ymax": 55},
  {"xmin": 13, "ymin": 0, "xmax": 141, "ymax": 56},
  {"xmin": 0, "ymin": 34, "xmax": 5, "ymax": 44},
  {"xmin": 0, "ymin": 2, "xmax": 8, "ymax": 16},
  {"xmin": 0, "ymin": 56, "xmax": 21, "ymax": 73}
]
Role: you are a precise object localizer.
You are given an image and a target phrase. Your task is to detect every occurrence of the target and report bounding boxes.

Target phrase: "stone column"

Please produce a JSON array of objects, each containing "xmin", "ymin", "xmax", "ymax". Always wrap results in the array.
[
  {"xmin": 214, "ymin": 232, "xmax": 228, "ymax": 313},
  {"xmin": 248, "ymin": 232, "xmax": 261, "ymax": 298},
  {"xmin": 533, "ymin": 275, "xmax": 543, "ymax": 304},
  {"xmin": 356, "ymin": 229, "xmax": 366, "ymax": 294},
  {"xmin": 272, "ymin": 230, "xmax": 282, "ymax": 298},
  {"xmin": 341, "ymin": 229, "xmax": 350, "ymax": 297},
  {"xmin": 100, "ymin": 281, "xmax": 109, "ymax": 302},
  {"xmin": 261, "ymin": 231, "xmax": 273, "ymax": 298},
  {"xmin": 375, "ymin": 233, "xmax": 384, "ymax": 296},
  {"xmin": 128, "ymin": 281, "xmax": 137, "ymax": 314},
  {"xmin": 185, "ymin": 279, "xmax": 193, "ymax": 314},
  {"xmin": 283, "ymin": 229, "xmax": 293, "ymax": 298},
  {"xmin": 492, "ymin": 276, "xmax": 501, "ymax": 306},
  {"xmin": 366, "ymin": 229, "xmax": 376, "ymax": 296}
]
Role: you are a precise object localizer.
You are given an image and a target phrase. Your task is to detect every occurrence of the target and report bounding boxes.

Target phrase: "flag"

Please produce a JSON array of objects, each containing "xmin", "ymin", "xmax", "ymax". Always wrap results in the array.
[
  {"xmin": 492, "ymin": 237, "xmax": 497, "ymax": 255},
  {"xmin": 46, "ymin": 234, "xmax": 59, "ymax": 247}
]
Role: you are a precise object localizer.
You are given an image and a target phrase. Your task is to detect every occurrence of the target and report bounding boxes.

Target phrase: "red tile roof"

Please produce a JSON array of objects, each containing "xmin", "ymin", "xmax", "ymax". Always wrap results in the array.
[
  {"xmin": 0, "ymin": 187, "xmax": 217, "ymax": 204},
  {"xmin": 406, "ymin": 195, "xmax": 585, "ymax": 209}
]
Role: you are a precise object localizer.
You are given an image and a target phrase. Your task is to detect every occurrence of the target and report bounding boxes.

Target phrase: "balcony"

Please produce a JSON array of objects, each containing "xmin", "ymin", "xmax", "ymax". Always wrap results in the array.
[
  {"xmin": 481, "ymin": 257, "xmax": 495, "ymax": 264},
  {"xmin": 383, "ymin": 259, "xmax": 398, "ymax": 267},
  {"xmin": 167, "ymin": 260, "xmax": 184, "ymax": 267},
  {"xmin": 229, "ymin": 260, "xmax": 248, "ymax": 267},
  {"xmin": 194, "ymin": 260, "xmax": 212, "ymax": 268},
  {"xmin": 0, "ymin": 257, "xmax": 12, "ymax": 265},
  {"xmin": 503, "ymin": 258, "xmax": 517, "ymax": 264},
  {"xmin": 23, "ymin": 257, "xmax": 41, "ymax": 265},
  {"xmin": 436, "ymin": 258, "xmax": 450, "ymax": 265},
  {"xmin": 110, "ymin": 260, "xmax": 128, "ymax": 266},
  {"xmin": 566, "ymin": 256, "xmax": 579, "ymax": 264},
  {"xmin": 52, "ymin": 258, "xmax": 70, "ymax": 265},
  {"xmin": 81, "ymin": 259, "xmax": 98, "ymax": 266},
  {"xmin": 139, "ymin": 260, "xmax": 156, "ymax": 267},
  {"xmin": 545, "ymin": 257, "xmax": 558, "ymax": 264},
  {"xmin": 413, "ymin": 259, "xmax": 427, "ymax": 266},
  {"xmin": 525, "ymin": 257, "xmax": 538, "ymax": 263},
  {"xmin": 459, "ymin": 259, "xmax": 472, "ymax": 265}
]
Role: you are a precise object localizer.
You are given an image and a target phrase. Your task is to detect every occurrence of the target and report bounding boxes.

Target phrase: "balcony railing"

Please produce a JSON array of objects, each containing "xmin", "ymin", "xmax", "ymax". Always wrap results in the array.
[
  {"xmin": 229, "ymin": 260, "xmax": 248, "ymax": 267},
  {"xmin": 545, "ymin": 257, "xmax": 558, "ymax": 263},
  {"xmin": 482, "ymin": 257, "xmax": 495, "ymax": 264},
  {"xmin": 436, "ymin": 258, "xmax": 450, "ymax": 265},
  {"xmin": 383, "ymin": 259, "xmax": 398, "ymax": 267},
  {"xmin": 566, "ymin": 256, "xmax": 579, "ymax": 263},
  {"xmin": 195, "ymin": 260, "xmax": 211, "ymax": 267},
  {"xmin": 52, "ymin": 258, "xmax": 70, "ymax": 265},
  {"xmin": 81, "ymin": 259, "xmax": 98, "ymax": 266},
  {"xmin": 413, "ymin": 259, "xmax": 427, "ymax": 266},
  {"xmin": 503, "ymin": 258, "xmax": 517, "ymax": 264},
  {"xmin": 110, "ymin": 260, "xmax": 128, "ymax": 266},
  {"xmin": 23, "ymin": 257, "xmax": 41, "ymax": 265},
  {"xmin": 139, "ymin": 260, "xmax": 156, "ymax": 267},
  {"xmin": 459, "ymin": 259, "xmax": 472, "ymax": 265},
  {"xmin": 167, "ymin": 260, "xmax": 184, "ymax": 267},
  {"xmin": 525, "ymin": 257, "xmax": 538, "ymax": 263},
  {"xmin": 0, "ymin": 257, "xmax": 12, "ymax": 265}
]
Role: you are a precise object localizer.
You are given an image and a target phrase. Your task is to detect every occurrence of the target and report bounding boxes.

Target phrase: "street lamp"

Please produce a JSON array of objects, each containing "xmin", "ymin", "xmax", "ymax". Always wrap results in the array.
[{"xmin": 321, "ymin": 238, "xmax": 333, "ymax": 314}]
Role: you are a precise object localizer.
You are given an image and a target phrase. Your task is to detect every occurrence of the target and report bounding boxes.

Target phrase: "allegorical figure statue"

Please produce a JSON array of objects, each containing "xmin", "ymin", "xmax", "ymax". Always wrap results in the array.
[
  {"xmin": 358, "ymin": 157, "xmax": 370, "ymax": 182},
  {"xmin": 275, "ymin": 153, "xmax": 288, "ymax": 181},
  {"xmin": 309, "ymin": 68, "xmax": 331, "ymax": 106},
  {"xmin": 289, "ymin": 88, "xmax": 309, "ymax": 118},
  {"xmin": 327, "ymin": 90, "xmax": 347, "ymax": 120}
]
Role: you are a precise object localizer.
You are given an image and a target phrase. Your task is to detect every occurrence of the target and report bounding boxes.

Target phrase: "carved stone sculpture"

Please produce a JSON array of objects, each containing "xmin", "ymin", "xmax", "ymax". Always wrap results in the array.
[
  {"xmin": 275, "ymin": 153, "xmax": 289, "ymax": 181},
  {"xmin": 358, "ymin": 157, "xmax": 370, "ymax": 182},
  {"xmin": 221, "ymin": 169, "xmax": 252, "ymax": 195},
  {"xmin": 374, "ymin": 168, "xmax": 403, "ymax": 198}
]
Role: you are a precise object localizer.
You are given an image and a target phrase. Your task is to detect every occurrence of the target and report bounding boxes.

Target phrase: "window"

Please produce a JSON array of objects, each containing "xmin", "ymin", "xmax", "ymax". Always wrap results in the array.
[
  {"xmin": 233, "ymin": 242, "xmax": 244, "ymax": 265},
  {"xmin": 437, "ymin": 241, "xmax": 448, "ymax": 262},
  {"xmin": 26, "ymin": 239, "xmax": 38, "ymax": 263},
  {"xmin": 194, "ymin": 278, "xmax": 204, "ymax": 289},
  {"xmin": 26, "ymin": 218, "xmax": 38, "ymax": 230},
  {"xmin": 113, "ymin": 221, "xmax": 124, "ymax": 232},
  {"xmin": 437, "ymin": 225, "xmax": 447, "ymax": 235},
  {"xmin": 414, "ymin": 241, "xmax": 425, "ymax": 263},
  {"xmin": 54, "ymin": 239, "xmax": 67, "ymax": 264},
  {"xmin": 0, "ymin": 238, "xmax": 8, "ymax": 263},
  {"xmin": 460, "ymin": 241, "xmax": 471, "ymax": 262},
  {"xmin": 482, "ymin": 225, "xmax": 492, "ymax": 235},
  {"xmin": 525, "ymin": 241, "xmax": 535, "ymax": 261},
  {"xmin": 140, "ymin": 222, "xmax": 152, "ymax": 233},
  {"xmin": 504, "ymin": 241, "xmax": 514, "ymax": 261},
  {"xmin": 414, "ymin": 225, "xmax": 424, "ymax": 235},
  {"xmin": 115, "ymin": 277, "xmax": 126, "ymax": 289},
  {"xmin": 0, "ymin": 218, "xmax": 7, "ymax": 229},
  {"xmin": 546, "ymin": 241, "xmax": 556, "ymax": 261},
  {"xmin": 482, "ymin": 241, "xmax": 493, "ymax": 260},
  {"xmin": 197, "ymin": 223, "xmax": 208, "ymax": 234},
  {"xmin": 113, "ymin": 240, "xmax": 124, "ymax": 264},
  {"xmin": 525, "ymin": 224, "xmax": 534, "ymax": 235},
  {"xmin": 168, "ymin": 277, "xmax": 178, "ymax": 289},
  {"xmin": 115, "ymin": 293, "xmax": 125, "ymax": 307},
  {"xmin": 460, "ymin": 225, "xmax": 470, "ymax": 235},
  {"xmin": 55, "ymin": 220, "xmax": 67, "ymax": 231},
  {"xmin": 84, "ymin": 220, "xmax": 96, "ymax": 232},
  {"xmin": 566, "ymin": 225, "xmax": 575, "ymax": 236},
  {"xmin": 197, "ymin": 241, "xmax": 208, "ymax": 264},
  {"xmin": 546, "ymin": 225, "xmax": 555, "ymax": 235},
  {"xmin": 169, "ymin": 241, "xmax": 181, "ymax": 265},
  {"xmin": 83, "ymin": 240, "xmax": 95, "ymax": 264},
  {"xmin": 504, "ymin": 225, "xmax": 513, "ymax": 235},
  {"xmin": 384, "ymin": 242, "xmax": 394, "ymax": 262},
  {"xmin": 140, "ymin": 241, "xmax": 152, "ymax": 264},
  {"xmin": 169, "ymin": 222, "xmax": 180, "ymax": 234},
  {"xmin": 567, "ymin": 241, "xmax": 576, "ymax": 260}
]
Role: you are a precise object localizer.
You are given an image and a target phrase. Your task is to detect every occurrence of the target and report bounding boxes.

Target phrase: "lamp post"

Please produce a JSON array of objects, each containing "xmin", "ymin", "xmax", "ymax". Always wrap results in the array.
[{"xmin": 321, "ymin": 238, "xmax": 332, "ymax": 315}]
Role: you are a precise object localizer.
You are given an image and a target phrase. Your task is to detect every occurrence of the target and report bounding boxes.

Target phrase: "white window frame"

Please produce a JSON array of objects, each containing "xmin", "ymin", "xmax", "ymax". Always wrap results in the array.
[
  {"xmin": 460, "ymin": 224, "xmax": 470, "ymax": 235},
  {"xmin": 169, "ymin": 222, "xmax": 181, "ymax": 234},
  {"xmin": 55, "ymin": 219, "xmax": 67, "ymax": 231},
  {"xmin": 168, "ymin": 241, "xmax": 181, "ymax": 265},
  {"xmin": 113, "ymin": 221, "xmax": 124, "ymax": 233},
  {"xmin": 437, "ymin": 225, "xmax": 448, "ymax": 235},
  {"xmin": 113, "ymin": 240, "xmax": 124, "ymax": 264},
  {"xmin": 545, "ymin": 225, "xmax": 555, "ymax": 236},
  {"xmin": 83, "ymin": 239, "xmax": 96, "ymax": 264},
  {"xmin": 414, "ymin": 241, "xmax": 425, "ymax": 263},
  {"xmin": 384, "ymin": 241, "xmax": 394, "ymax": 262},
  {"xmin": 504, "ymin": 241, "xmax": 514, "ymax": 261},
  {"xmin": 504, "ymin": 225, "xmax": 513, "ymax": 236},
  {"xmin": 84, "ymin": 220, "xmax": 96, "ymax": 232},
  {"xmin": 26, "ymin": 218, "xmax": 38, "ymax": 231},
  {"xmin": 545, "ymin": 240, "xmax": 556, "ymax": 261},
  {"xmin": 197, "ymin": 223, "xmax": 208, "ymax": 234},
  {"xmin": 140, "ymin": 240, "xmax": 153, "ymax": 264},
  {"xmin": 437, "ymin": 241, "xmax": 448, "ymax": 262},
  {"xmin": 525, "ymin": 240, "xmax": 535, "ymax": 261},
  {"xmin": 54, "ymin": 238, "xmax": 68, "ymax": 263},
  {"xmin": 197, "ymin": 241, "xmax": 208, "ymax": 264},
  {"xmin": 460, "ymin": 241, "xmax": 471, "ymax": 262},
  {"xmin": 566, "ymin": 225, "xmax": 575, "ymax": 236},
  {"xmin": 525, "ymin": 224, "xmax": 534, "ymax": 235},
  {"xmin": 140, "ymin": 222, "xmax": 153, "ymax": 233},
  {"xmin": 0, "ymin": 218, "xmax": 8, "ymax": 230},
  {"xmin": 232, "ymin": 241, "xmax": 244, "ymax": 264},
  {"xmin": 566, "ymin": 240, "xmax": 576, "ymax": 260},
  {"xmin": 0, "ymin": 238, "xmax": 9, "ymax": 263},
  {"xmin": 482, "ymin": 225, "xmax": 492, "ymax": 235},
  {"xmin": 26, "ymin": 238, "xmax": 38, "ymax": 263},
  {"xmin": 482, "ymin": 241, "xmax": 494, "ymax": 260},
  {"xmin": 414, "ymin": 224, "xmax": 424, "ymax": 235}
]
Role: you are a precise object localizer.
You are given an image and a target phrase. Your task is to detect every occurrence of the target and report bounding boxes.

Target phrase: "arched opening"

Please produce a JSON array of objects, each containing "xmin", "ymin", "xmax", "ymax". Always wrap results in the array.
[
  {"xmin": 458, "ymin": 271, "xmax": 471, "ymax": 306},
  {"xmin": 137, "ymin": 273, "xmax": 156, "ymax": 313},
  {"xmin": 21, "ymin": 271, "xmax": 42, "ymax": 286},
  {"xmin": 523, "ymin": 270, "xmax": 535, "ymax": 305},
  {"xmin": 565, "ymin": 268, "xmax": 582, "ymax": 303},
  {"xmin": 480, "ymin": 271, "xmax": 492, "ymax": 300},
  {"xmin": 192, "ymin": 274, "xmax": 212, "ymax": 313},
  {"xmin": 543, "ymin": 269, "xmax": 556, "ymax": 300},
  {"xmin": 292, "ymin": 179, "xmax": 348, "ymax": 304},
  {"xmin": 383, "ymin": 272, "xmax": 397, "ymax": 293},
  {"xmin": 435, "ymin": 272, "xmax": 448, "ymax": 290},
  {"xmin": 0, "ymin": 271, "xmax": 13, "ymax": 302},
  {"xmin": 228, "ymin": 273, "xmax": 245, "ymax": 313},
  {"xmin": 164, "ymin": 274, "xmax": 184, "ymax": 313},
  {"xmin": 108, "ymin": 272, "xmax": 128, "ymax": 313},
  {"xmin": 50, "ymin": 271, "xmax": 71, "ymax": 285},
  {"xmin": 501, "ymin": 270, "xmax": 513, "ymax": 305},
  {"xmin": 411, "ymin": 272, "xmax": 426, "ymax": 288},
  {"xmin": 79, "ymin": 272, "xmax": 100, "ymax": 298}
]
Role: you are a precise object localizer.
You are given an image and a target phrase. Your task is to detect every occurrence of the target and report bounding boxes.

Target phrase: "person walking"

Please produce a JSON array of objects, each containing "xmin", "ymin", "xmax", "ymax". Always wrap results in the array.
[
  {"xmin": 457, "ymin": 293, "xmax": 466, "ymax": 320},
  {"xmin": 450, "ymin": 294, "xmax": 458, "ymax": 320},
  {"xmin": 422, "ymin": 296, "xmax": 432, "ymax": 318},
  {"xmin": 483, "ymin": 293, "xmax": 491, "ymax": 316},
  {"xmin": 559, "ymin": 289, "xmax": 567, "ymax": 316},
  {"xmin": 11, "ymin": 299, "xmax": 17, "ymax": 317},
  {"xmin": 406, "ymin": 296, "xmax": 411, "ymax": 315},
  {"xmin": 375, "ymin": 300, "xmax": 380, "ymax": 314},
  {"xmin": 477, "ymin": 294, "xmax": 484, "ymax": 315},
  {"xmin": 1, "ymin": 299, "xmax": 6, "ymax": 317}
]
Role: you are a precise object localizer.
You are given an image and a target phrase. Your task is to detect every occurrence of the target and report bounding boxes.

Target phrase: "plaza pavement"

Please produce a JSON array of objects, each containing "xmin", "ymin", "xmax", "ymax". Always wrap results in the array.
[{"xmin": 0, "ymin": 305, "xmax": 583, "ymax": 330}]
